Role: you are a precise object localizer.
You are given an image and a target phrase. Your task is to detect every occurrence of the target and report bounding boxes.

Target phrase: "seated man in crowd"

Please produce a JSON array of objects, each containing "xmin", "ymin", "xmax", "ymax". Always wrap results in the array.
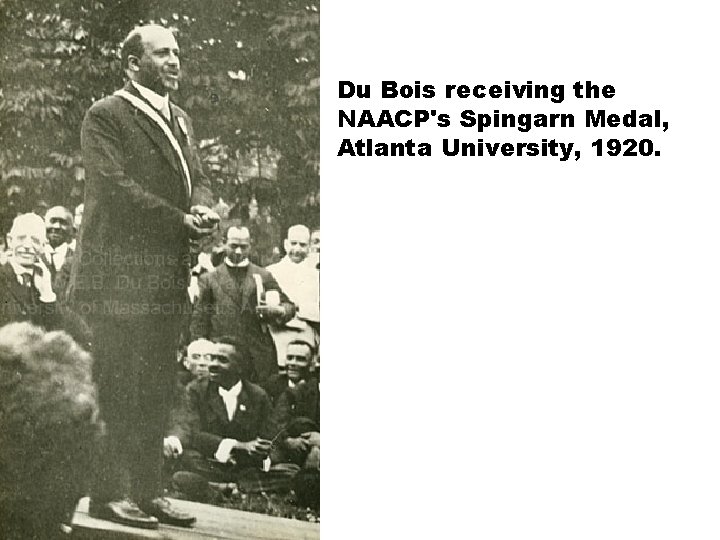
[
  {"xmin": 268, "ymin": 340, "xmax": 320, "ymax": 467},
  {"xmin": 0, "ymin": 213, "xmax": 90, "ymax": 349},
  {"xmin": 0, "ymin": 322, "xmax": 100, "ymax": 539},
  {"xmin": 266, "ymin": 225, "xmax": 319, "ymax": 323},
  {"xmin": 185, "ymin": 337, "xmax": 214, "ymax": 378},
  {"xmin": 177, "ymin": 338, "xmax": 214, "ymax": 386},
  {"xmin": 43, "ymin": 205, "xmax": 75, "ymax": 297},
  {"xmin": 190, "ymin": 226, "xmax": 295, "ymax": 382},
  {"xmin": 165, "ymin": 336, "xmax": 277, "ymax": 494},
  {"xmin": 268, "ymin": 339, "xmax": 320, "ymax": 511},
  {"xmin": 263, "ymin": 339, "xmax": 319, "ymax": 403},
  {"xmin": 266, "ymin": 225, "xmax": 319, "ymax": 372}
]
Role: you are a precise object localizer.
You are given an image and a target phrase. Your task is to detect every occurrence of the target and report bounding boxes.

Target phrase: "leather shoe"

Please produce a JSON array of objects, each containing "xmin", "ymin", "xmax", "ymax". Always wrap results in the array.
[
  {"xmin": 88, "ymin": 499, "xmax": 159, "ymax": 530},
  {"xmin": 139, "ymin": 497, "xmax": 196, "ymax": 527}
]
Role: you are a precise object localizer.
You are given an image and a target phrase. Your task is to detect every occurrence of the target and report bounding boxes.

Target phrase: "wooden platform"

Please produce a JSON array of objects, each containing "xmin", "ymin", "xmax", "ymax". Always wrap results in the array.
[{"xmin": 70, "ymin": 497, "xmax": 319, "ymax": 540}]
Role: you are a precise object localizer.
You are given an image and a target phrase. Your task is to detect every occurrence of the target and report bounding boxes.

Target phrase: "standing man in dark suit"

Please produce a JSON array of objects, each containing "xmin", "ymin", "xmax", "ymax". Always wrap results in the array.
[
  {"xmin": 190, "ymin": 226, "xmax": 295, "ymax": 383},
  {"xmin": 68, "ymin": 24, "xmax": 218, "ymax": 529},
  {"xmin": 43, "ymin": 205, "xmax": 75, "ymax": 298}
]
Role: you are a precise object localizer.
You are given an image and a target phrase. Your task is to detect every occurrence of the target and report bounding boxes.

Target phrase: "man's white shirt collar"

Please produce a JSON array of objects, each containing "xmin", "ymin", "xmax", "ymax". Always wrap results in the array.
[
  {"xmin": 218, "ymin": 379, "xmax": 243, "ymax": 421},
  {"xmin": 225, "ymin": 257, "xmax": 250, "ymax": 268},
  {"xmin": 45, "ymin": 242, "xmax": 68, "ymax": 270},
  {"xmin": 9, "ymin": 259, "xmax": 32, "ymax": 283},
  {"xmin": 131, "ymin": 81, "xmax": 170, "ymax": 118}
]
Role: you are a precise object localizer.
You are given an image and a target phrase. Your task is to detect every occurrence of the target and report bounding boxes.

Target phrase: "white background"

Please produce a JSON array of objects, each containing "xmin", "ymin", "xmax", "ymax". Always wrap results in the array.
[{"xmin": 321, "ymin": 2, "xmax": 720, "ymax": 538}]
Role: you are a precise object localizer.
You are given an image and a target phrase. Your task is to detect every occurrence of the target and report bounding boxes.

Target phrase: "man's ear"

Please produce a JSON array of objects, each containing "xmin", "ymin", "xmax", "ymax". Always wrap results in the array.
[
  {"xmin": 283, "ymin": 238, "xmax": 290, "ymax": 253},
  {"xmin": 128, "ymin": 55, "xmax": 141, "ymax": 72}
]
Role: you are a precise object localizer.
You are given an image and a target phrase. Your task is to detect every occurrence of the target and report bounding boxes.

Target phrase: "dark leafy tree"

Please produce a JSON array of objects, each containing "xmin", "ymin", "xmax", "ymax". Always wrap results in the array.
[{"xmin": 0, "ymin": 0, "xmax": 318, "ymax": 234}]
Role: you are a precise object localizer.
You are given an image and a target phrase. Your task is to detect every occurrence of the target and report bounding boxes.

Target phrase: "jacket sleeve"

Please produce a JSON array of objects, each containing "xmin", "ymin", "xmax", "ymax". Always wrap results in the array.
[
  {"xmin": 167, "ymin": 381, "xmax": 193, "ymax": 448},
  {"xmin": 189, "ymin": 272, "xmax": 213, "ymax": 339},
  {"xmin": 257, "ymin": 389, "xmax": 278, "ymax": 441},
  {"xmin": 263, "ymin": 271, "xmax": 296, "ymax": 323},
  {"xmin": 269, "ymin": 388, "xmax": 295, "ymax": 433},
  {"xmin": 184, "ymin": 384, "xmax": 225, "ymax": 457},
  {"xmin": 31, "ymin": 300, "xmax": 62, "ymax": 334},
  {"xmin": 81, "ymin": 105, "xmax": 186, "ymax": 228}
]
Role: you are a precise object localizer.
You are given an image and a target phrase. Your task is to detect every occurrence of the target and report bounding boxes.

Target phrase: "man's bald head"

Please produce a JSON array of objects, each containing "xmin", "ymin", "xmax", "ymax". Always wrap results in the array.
[
  {"xmin": 185, "ymin": 338, "xmax": 214, "ymax": 376},
  {"xmin": 120, "ymin": 24, "xmax": 180, "ymax": 94},
  {"xmin": 224, "ymin": 226, "xmax": 252, "ymax": 265},
  {"xmin": 284, "ymin": 224, "xmax": 310, "ymax": 264},
  {"xmin": 7, "ymin": 213, "xmax": 46, "ymax": 268}
]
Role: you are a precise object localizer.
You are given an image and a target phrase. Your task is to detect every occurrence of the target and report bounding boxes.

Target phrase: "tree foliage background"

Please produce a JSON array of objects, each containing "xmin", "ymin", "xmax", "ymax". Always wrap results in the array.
[{"xmin": 0, "ymin": 0, "xmax": 319, "ymax": 234}]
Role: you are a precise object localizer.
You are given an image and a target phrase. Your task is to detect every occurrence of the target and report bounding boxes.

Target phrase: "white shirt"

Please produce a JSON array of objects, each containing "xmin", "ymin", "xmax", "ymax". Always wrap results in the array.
[
  {"xmin": 218, "ymin": 379, "xmax": 243, "ymax": 421},
  {"xmin": 131, "ymin": 81, "xmax": 170, "ymax": 120},
  {"xmin": 266, "ymin": 257, "xmax": 320, "ymax": 322},
  {"xmin": 214, "ymin": 379, "xmax": 244, "ymax": 464},
  {"xmin": 45, "ymin": 242, "xmax": 69, "ymax": 271}
]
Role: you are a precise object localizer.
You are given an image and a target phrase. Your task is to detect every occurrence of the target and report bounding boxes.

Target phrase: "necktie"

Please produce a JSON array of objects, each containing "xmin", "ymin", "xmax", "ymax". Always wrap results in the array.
[
  {"xmin": 48, "ymin": 251, "xmax": 56, "ymax": 271},
  {"xmin": 160, "ymin": 101, "xmax": 171, "ymax": 122},
  {"xmin": 20, "ymin": 272, "xmax": 33, "ymax": 303}
]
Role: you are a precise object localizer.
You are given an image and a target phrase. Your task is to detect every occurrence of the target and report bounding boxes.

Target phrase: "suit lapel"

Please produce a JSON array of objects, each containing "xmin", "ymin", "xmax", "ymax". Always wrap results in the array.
[
  {"xmin": 241, "ymin": 266, "xmax": 259, "ymax": 311},
  {"xmin": 207, "ymin": 382, "xmax": 230, "ymax": 425},
  {"xmin": 234, "ymin": 383, "xmax": 251, "ymax": 418},
  {"xmin": 41, "ymin": 252, "xmax": 57, "ymax": 278},
  {"xmin": 64, "ymin": 246, "xmax": 75, "ymax": 270},
  {"xmin": 215, "ymin": 264, "xmax": 245, "ymax": 309},
  {"xmin": 1, "ymin": 264, "xmax": 32, "ymax": 310},
  {"xmin": 170, "ymin": 105, "xmax": 192, "ymax": 160}
]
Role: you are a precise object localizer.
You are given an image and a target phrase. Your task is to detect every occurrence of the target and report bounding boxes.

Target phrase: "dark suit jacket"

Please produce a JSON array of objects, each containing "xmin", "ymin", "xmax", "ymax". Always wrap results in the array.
[
  {"xmin": 0, "ymin": 263, "xmax": 91, "ymax": 349},
  {"xmin": 262, "ymin": 373, "xmax": 291, "ymax": 404},
  {"xmin": 270, "ymin": 377, "xmax": 320, "ymax": 436},
  {"xmin": 44, "ymin": 245, "xmax": 74, "ymax": 301},
  {"xmin": 190, "ymin": 262, "xmax": 295, "ymax": 381},
  {"xmin": 68, "ymin": 81, "xmax": 212, "ymax": 319},
  {"xmin": 174, "ymin": 377, "xmax": 276, "ymax": 459}
]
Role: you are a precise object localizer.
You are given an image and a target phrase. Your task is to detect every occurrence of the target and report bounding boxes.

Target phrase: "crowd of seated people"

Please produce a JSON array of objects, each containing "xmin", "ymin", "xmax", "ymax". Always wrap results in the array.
[
  {"xmin": 0, "ymin": 203, "xmax": 321, "ymax": 525},
  {"xmin": 168, "ymin": 221, "xmax": 320, "ymax": 509}
]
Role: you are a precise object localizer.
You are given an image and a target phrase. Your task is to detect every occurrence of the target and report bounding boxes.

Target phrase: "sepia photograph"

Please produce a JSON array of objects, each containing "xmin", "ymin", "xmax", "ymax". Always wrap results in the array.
[{"xmin": 0, "ymin": 1, "xmax": 319, "ymax": 538}]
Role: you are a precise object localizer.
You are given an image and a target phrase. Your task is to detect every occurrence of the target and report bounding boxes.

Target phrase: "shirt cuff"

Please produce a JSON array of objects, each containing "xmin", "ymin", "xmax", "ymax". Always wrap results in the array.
[
  {"xmin": 215, "ymin": 438, "xmax": 239, "ymax": 463},
  {"xmin": 39, "ymin": 292, "xmax": 57, "ymax": 303},
  {"xmin": 166, "ymin": 436, "xmax": 183, "ymax": 455}
]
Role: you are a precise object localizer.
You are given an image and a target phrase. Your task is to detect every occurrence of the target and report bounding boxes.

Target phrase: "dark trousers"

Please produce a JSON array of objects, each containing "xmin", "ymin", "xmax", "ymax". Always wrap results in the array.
[
  {"xmin": 90, "ymin": 314, "xmax": 181, "ymax": 503},
  {"xmin": 172, "ymin": 449, "xmax": 262, "ymax": 483}
]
